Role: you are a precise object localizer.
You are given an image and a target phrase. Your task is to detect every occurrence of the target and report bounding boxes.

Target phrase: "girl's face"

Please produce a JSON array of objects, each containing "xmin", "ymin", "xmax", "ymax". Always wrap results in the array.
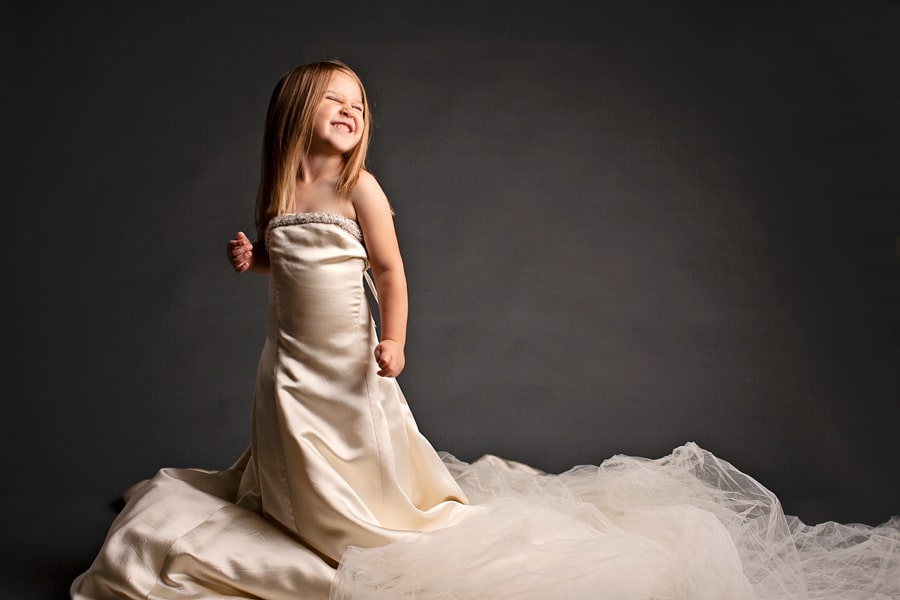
[{"xmin": 311, "ymin": 71, "xmax": 365, "ymax": 155}]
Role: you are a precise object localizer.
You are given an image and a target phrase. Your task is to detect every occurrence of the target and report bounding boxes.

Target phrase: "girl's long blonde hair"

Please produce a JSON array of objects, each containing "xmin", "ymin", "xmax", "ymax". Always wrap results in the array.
[{"xmin": 254, "ymin": 60, "xmax": 372, "ymax": 240}]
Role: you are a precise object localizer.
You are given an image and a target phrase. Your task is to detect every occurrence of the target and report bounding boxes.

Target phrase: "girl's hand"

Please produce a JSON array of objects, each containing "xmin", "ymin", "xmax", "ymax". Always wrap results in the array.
[
  {"xmin": 226, "ymin": 231, "xmax": 254, "ymax": 273},
  {"xmin": 374, "ymin": 339, "xmax": 405, "ymax": 378}
]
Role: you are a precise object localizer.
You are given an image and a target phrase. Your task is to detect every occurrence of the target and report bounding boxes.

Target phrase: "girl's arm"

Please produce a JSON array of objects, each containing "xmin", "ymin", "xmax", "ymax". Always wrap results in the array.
[
  {"xmin": 353, "ymin": 171, "xmax": 408, "ymax": 378},
  {"xmin": 226, "ymin": 231, "xmax": 271, "ymax": 274}
]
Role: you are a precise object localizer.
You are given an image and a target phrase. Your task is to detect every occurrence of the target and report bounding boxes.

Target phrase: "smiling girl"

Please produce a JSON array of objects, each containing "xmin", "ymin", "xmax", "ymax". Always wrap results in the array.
[{"xmin": 72, "ymin": 59, "xmax": 900, "ymax": 600}]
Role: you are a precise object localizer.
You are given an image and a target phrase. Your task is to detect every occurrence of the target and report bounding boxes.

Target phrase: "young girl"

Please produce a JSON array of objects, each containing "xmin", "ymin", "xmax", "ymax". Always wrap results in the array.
[
  {"xmin": 72, "ymin": 60, "xmax": 899, "ymax": 600},
  {"xmin": 71, "ymin": 59, "xmax": 473, "ymax": 600},
  {"xmin": 220, "ymin": 59, "xmax": 474, "ymax": 562}
]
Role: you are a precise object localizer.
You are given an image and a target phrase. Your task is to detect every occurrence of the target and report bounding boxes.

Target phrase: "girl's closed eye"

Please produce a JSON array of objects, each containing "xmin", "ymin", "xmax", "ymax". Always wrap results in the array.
[{"xmin": 326, "ymin": 95, "xmax": 363, "ymax": 113}]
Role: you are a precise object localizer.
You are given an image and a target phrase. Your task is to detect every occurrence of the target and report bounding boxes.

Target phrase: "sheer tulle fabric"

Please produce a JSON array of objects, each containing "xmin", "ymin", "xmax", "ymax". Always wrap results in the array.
[{"xmin": 333, "ymin": 443, "xmax": 900, "ymax": 600}]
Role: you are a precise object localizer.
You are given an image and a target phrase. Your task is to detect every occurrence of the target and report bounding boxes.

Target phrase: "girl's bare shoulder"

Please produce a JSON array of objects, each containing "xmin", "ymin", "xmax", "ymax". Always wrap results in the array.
[{"xmin": 350, "ymin": 170, "xmax": 389, "ymax": 210}]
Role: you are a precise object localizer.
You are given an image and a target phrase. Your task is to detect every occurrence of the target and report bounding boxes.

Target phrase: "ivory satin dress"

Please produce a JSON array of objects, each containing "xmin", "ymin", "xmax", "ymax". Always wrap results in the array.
[{"xmin": 71, "ymin": 213, "xmax": 900, "ymax": 600}]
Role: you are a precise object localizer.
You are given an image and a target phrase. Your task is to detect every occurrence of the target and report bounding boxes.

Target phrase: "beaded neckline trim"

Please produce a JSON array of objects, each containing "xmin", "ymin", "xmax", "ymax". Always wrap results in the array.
[{"xmin": 266, "ymin": 212, "xmax": 363, "ymax": 247}]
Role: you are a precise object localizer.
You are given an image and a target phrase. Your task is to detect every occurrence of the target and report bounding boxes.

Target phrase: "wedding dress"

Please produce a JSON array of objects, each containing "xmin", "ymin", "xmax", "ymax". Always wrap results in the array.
[{"xmin": 70, "ymin": 212, "xmax": 900, "ymax": 600}]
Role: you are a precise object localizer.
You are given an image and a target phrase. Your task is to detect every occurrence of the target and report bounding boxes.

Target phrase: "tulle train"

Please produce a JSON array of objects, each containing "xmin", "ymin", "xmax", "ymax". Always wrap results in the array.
[{"xmin": 331, "ymin": 442, "xmax": 900, "ymax": 600}]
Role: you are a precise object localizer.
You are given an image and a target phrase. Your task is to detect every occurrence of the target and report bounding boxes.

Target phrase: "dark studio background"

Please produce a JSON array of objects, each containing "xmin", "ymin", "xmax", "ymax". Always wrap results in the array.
[{"xmin": 3, "ymin": 1, "xmax": 898, "ymax": 597}]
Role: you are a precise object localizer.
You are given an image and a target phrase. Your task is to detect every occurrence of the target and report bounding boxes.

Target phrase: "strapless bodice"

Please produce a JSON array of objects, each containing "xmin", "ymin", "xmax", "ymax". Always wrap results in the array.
[{"xmin": 265, "ymin": 212, "xmax": 363, "ymax": 248}]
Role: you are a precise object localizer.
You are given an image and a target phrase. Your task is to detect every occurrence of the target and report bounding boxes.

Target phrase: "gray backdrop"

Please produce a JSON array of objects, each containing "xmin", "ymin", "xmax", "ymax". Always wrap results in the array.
[{"xmin": 4, "ymin": 1, "xmax": 898, "ymax": 597}]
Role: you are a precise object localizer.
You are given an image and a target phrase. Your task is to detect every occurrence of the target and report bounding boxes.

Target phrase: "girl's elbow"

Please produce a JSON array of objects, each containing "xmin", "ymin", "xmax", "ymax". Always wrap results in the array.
[{"xmin": 372, "ymin": 263, "xmax": 405, "ymax": 281}]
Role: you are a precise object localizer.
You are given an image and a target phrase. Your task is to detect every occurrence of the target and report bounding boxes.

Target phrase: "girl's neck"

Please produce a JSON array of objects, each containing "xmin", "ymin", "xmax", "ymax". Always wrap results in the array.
[{"xmin": 298, "ymin": 153, "xmax": 344, "ymax": 185}]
